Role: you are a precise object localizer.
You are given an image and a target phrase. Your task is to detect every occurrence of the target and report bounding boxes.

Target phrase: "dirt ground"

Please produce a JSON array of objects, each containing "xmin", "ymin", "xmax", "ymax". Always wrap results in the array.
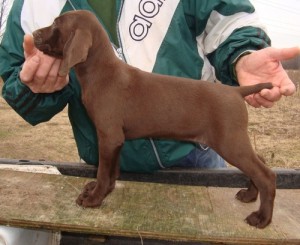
[{"xmin": 0, "ymin": 71, "xmax": 299, "ymax": 168}]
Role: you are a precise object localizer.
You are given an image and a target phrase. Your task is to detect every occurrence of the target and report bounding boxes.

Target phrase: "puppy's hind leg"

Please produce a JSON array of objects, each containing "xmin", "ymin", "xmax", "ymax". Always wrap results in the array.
[
  {"xmin": 214, "ymin": 133, "xmax": 276, "ymax": 228},
  {"xmin": 235, "ymin": 154, "xmax": 266, "ymax": 203},
  {"xmin": 236, "ymin": 179, "xmax": 259, "ymax": 203}
]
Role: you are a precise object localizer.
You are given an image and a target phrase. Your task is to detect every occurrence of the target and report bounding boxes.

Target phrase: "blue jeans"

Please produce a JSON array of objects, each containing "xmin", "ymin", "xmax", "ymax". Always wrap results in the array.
[{"xmin": 176, "ymin": 145, "xmax": 226, "ymax": 169}]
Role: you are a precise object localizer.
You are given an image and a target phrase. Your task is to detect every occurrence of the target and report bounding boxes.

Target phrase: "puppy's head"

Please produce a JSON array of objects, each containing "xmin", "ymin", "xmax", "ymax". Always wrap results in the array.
[{"xmin": 33, "ymin": 10, "xmax": 94, "ymax": 76}]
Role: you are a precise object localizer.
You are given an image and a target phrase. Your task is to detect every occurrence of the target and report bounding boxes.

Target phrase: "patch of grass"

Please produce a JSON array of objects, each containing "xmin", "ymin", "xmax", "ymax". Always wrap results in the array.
[
  {"xmin": 0, "ymin": 130, "xmax": 11, "ymax": 139},
  {"xmin": 248, "ymin": 73, "xmax": 300, "ymax": 168}
]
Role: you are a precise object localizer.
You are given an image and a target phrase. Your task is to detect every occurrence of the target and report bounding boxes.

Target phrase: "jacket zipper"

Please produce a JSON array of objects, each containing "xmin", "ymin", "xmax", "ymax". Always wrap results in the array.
[
  {"xmin": 150, "ymin": 139, "xmax": 165, "ymax": 169},
  {"xmin": 67, "ymin": 0, "xmax": 76, "ymax": 10},
  {"xmin": 115, "ymin": 0, "xmax": 126, "ymax": 62}
]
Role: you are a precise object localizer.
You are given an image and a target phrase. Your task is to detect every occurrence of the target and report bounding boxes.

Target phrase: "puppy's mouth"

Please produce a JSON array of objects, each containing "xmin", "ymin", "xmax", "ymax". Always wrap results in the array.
[{"xmin": 33, "ymin": 32, "xmax": 63, "ymax": 58}]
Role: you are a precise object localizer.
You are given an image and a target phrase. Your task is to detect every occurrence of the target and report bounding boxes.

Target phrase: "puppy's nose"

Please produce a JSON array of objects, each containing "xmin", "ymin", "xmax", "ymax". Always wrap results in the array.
[
  {"xmin": 32, "ymin": 31, "xmax": 43, "ymax": 46},
  {"xmin": 32, "ymin": 30, "xmax": 40, "ymax": 38}
]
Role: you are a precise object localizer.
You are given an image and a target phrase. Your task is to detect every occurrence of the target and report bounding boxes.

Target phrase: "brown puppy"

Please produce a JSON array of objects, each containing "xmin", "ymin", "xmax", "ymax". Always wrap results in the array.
[{"xmin": 33, "ymin": 10, "xmax": 276, "ymax": 228}]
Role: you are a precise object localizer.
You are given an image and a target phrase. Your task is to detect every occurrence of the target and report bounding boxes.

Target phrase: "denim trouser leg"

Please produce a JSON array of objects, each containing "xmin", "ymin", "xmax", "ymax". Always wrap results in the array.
[{"xmin": 176, "ymin": 145, "xmax": 226, "ymax": 169}]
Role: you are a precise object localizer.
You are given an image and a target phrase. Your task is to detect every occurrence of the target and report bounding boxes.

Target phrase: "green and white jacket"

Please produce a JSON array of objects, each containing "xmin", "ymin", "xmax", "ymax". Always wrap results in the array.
[{"xmin": 0, "ymin": 0, "xmax": 270, "ymax": 172}]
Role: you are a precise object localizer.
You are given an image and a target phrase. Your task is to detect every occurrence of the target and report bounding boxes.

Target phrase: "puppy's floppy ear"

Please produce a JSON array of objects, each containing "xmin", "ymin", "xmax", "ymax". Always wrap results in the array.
[{"xmin": 59, "ymin": 29, "xmax": 92, "ymax": 76}]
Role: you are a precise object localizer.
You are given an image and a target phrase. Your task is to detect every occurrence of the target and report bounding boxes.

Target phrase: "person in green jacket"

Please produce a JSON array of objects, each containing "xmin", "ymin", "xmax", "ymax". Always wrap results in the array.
[{"xmin": 0, "ymin": 0, "xmax": 298, "ymax": 172}]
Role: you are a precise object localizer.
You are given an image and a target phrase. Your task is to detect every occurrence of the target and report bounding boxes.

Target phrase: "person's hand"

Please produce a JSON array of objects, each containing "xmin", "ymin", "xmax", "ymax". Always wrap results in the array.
[
  {"xmin": 235, "ymin": 47, "xmax": 299, "ymax": 108},
  {"xmin": 19, "ymin": 34, "xmax": 69, "ymax": 93}
]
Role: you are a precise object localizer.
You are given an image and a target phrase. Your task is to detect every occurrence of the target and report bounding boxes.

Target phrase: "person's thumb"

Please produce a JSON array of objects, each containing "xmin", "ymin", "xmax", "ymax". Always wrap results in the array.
[
  {"xmin": 23, "ymin": 34, "xmax": 38, "ymax": 58},
  {"xmin": 269, "ymin": 46, "xmax": 300, "ymax": 61}
]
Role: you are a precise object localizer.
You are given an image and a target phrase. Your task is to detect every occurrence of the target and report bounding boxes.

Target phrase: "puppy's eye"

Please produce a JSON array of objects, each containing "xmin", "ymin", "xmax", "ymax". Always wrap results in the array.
[
  {"xmin": 50, "ymin": 27, "xmax": 61, "ymax": 43},
  {"xmin": 53, "ymin": 27, "xmax": 60, "ymax": 36}
]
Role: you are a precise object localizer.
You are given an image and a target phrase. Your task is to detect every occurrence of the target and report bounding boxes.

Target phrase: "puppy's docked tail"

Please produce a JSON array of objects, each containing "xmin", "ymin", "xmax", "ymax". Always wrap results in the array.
[{"xmin": 237, "ymin": 83, "xmax": 273, "ymax": 97}]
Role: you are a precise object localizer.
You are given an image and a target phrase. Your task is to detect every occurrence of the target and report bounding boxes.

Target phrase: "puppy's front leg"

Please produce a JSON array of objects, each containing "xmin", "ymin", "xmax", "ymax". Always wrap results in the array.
[
  {"xmin": 76, "ymin": 132, "xmax": 124, "ymax": 207},
  {"xmin": 76, "ymin": 160, "xmax": 111, "ymax": 207}
]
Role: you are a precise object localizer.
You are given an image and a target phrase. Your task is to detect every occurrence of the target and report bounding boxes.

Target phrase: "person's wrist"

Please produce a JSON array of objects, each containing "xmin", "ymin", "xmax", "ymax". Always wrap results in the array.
[
  {"xmin": 232, "ymin": 51, "xmax": 253, "ymax": 84},
  {"xmin": 234, "ymin": 51, "xmax": 252, "ymax": 84},
  {"xmin": 235, "ymin": 54, "xmax": 248, "ymax": 76}
]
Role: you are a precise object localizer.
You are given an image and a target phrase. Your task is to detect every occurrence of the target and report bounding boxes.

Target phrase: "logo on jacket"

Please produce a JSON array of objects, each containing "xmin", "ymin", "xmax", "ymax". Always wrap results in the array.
[{"xmin": 129, "ymin": 0, "xmax": 165, "ymax": 41}]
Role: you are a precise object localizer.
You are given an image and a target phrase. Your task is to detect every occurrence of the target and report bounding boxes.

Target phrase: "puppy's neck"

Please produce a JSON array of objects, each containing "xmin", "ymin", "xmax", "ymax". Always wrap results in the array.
[{"xmin": 74, "ymin": 23, "xmax": 121, "ymax": 89}]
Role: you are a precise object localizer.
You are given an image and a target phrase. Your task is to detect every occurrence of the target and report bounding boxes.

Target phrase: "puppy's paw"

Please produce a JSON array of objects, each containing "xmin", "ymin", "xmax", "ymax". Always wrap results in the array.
[
  {"xmin": 83, "ymin": 181, "xmax": 97, "ymax": 192},
  {"xmin": 76, "ymin": 192, "xmax": 104, "ymax": 208},
  {"xmin": 236, "ymin": 189, "xmax": 258, "ymax": 203},
  {"xmin": 245, "ymin": 211, "xmax": 272, "ymax": 228},
  {"xmin": 76, "ymin": 181, "xmax": 104, "ymax": 208}
]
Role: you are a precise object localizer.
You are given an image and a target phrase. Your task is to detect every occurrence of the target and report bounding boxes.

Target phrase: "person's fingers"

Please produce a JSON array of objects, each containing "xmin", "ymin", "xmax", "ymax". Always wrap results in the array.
[
  {"xmin": 52, "ymin": 60, "xmax": 69, "ymax": 91},
  {"xmin": 245, "ymin": 93, "xmax": 275, "ymax": 108},
  {"xmin": 259, "ymin": 87, "xmax": 281, "ymax": 102},
  {"xmin": 248, "ymin": 87, "xmax": 280, "ymax": 108},
  {"xmin": 19, "ymin": 55, "xmax": 40, "ymax": 84},
  {"xmin": 43, "ymin": 59, "xmax": 69, "ymax": 92},
  {"xmin": 245, "ymin": 94, "xmax": 261, "ymax": 108},
  {"xmin": 53, "ymin": 75, "xmax": 69, "ymax": 92},
  {"xmin": 253, "ymin": 93, "xmax": 275, "ymax": 108},
  {"xmin": 279, "ymin": 80, "xmax": 296, "ymax": 96},
  {"xmin": 34, "ymin": 55, "xmax": 56, "ymax": 84},
  {"xmin": 44, "ymin": 59, "xmax": 62, "ymax": 85}
]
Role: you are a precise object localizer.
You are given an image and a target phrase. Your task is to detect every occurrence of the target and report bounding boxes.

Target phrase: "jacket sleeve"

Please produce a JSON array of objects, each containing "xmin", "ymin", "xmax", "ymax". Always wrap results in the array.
[
  {"xmin": 185, "ymin": 0, "xmax": 271, "ymax": 86},
  {"xmin": 0, "ymin": 0, "xmax": 73, "ymax": 126}
]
